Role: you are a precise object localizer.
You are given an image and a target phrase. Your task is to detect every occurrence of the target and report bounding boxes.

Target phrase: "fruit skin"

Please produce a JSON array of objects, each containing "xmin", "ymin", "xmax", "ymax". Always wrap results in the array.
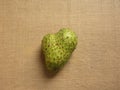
[{"xmin": 42, "ymin": 28, "xmax": 77, "ymax": 72}]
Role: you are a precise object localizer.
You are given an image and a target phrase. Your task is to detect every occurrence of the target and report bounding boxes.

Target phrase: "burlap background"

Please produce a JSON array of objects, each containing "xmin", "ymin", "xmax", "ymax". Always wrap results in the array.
[{"xmin": 0, "ymin": 0, "xmax": 120, "ymax": 90}]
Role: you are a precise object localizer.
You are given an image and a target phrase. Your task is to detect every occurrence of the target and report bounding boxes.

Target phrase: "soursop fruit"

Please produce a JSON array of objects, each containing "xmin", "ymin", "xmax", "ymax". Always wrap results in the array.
[{"xmin": 42, "ymin": 28, "xmax": 77, "ymax": 72}]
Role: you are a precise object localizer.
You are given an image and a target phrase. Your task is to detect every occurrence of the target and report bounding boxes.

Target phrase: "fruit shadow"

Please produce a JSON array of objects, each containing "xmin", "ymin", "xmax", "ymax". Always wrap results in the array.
[{"xmin": 38, "ymin": 47, "xmax": 59, "ymax": 78}]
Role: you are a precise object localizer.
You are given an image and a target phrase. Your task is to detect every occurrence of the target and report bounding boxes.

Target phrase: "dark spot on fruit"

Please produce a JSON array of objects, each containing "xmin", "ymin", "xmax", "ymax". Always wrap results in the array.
[
  {"xmin": 55, "ymin": 43, "xmax": 58, "ymax": 45},
  {"xmin": 60, "ymin": 52, "xmax": 62, "ymax": 55},
  {"xmin": 45, "ymin": 48, "xmax": 47, "ymax": 50},
  {"xmin": 66, "ymin": 36, "xmax": 69, "ymax": 39}
]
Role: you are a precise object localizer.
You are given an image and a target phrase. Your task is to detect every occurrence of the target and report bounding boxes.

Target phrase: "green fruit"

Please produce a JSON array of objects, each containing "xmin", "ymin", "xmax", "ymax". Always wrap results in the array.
[{"xmin": 42, "ymin": 28, "xmax": 77, "ymax": 72}]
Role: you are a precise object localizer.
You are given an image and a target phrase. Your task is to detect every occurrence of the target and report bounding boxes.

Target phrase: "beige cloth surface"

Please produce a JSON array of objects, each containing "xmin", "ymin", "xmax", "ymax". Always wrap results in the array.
[{"xmin": 0, "ymin": 0, "xmax": 120, "ymax": 90}]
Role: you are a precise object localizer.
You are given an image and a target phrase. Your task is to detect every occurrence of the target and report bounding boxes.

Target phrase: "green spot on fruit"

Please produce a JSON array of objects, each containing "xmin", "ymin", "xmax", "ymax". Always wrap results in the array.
[{"xmin": 42, "ymin": 28, "xmax": 77, "ymax": 72}]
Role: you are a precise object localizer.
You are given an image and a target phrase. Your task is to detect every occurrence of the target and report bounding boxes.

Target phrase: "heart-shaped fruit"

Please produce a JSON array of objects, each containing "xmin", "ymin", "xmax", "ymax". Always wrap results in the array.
[{"xmin": 42, "ymin": 28, "xmax": 77, "ymax": 72}]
